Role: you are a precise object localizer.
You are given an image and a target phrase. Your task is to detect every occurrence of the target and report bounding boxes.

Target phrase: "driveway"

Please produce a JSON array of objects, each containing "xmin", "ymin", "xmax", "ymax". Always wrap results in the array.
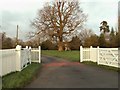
[{"xmin": 25, "ymin": 55, "xmax": 118, "ymax": 88}]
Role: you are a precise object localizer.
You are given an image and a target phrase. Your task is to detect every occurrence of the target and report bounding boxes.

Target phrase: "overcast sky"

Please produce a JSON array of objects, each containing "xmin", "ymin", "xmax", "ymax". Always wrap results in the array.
[{"xmin": 0, "ymin": 0, "xmax": 119, "ymax": 41}]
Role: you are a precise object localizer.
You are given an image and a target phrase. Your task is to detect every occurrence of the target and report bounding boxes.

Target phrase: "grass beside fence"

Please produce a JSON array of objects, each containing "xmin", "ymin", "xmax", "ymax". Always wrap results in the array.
[
  {"xmin": 42, "ymin": 50, "xmax": 119, "ymax": 72},
  {"xmin": 42, "ymin": 50, "xmax": 80, "ymax": 62},
  {"xmin": 2, "ymin": 63, "xmax": 41, "ymax": 89},
  {"xmin": 82, "ymin": 61, "xmax": 120, "ymax": 72}
]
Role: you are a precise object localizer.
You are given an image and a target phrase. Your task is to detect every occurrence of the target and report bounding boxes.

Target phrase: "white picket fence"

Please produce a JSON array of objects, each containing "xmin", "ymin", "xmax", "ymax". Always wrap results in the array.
[
  {"xmin": 30, "ymin": 46, "xmax": 41, "ymax": 63},
  {"xmin": 1, "ymin": 49, "xmax": 17, "ymax": 76},
  {"xmin": 80, "ymin": 46, "xmax": 120, "ymax": 68},
  {"xmin": 0, "ymin": 45, "xmax": 41, "ymax": 77}
]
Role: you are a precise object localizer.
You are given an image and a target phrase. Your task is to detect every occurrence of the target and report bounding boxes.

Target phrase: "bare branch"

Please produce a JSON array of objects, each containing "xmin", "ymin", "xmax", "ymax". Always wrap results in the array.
[{"xmin": 31, "ymin": 0, "xmax": 87, "ymax": 51}]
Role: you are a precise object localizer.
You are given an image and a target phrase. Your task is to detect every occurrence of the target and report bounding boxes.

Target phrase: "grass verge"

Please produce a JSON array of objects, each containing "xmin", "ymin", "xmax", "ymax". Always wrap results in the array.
[
  {"xmin": 2, "ymin": 63, "xmax": 41, "ymax": 89},
  {"xmin": 82, "ymin": 61, "xmax": 120, "ymax": 72},
  {"xmin": 42, "ymin": 50, "xmax": 119, "ymax": 72},
  {"xmin": 42, "ymin": 50, "xmax": 80, "ymax": 62}
]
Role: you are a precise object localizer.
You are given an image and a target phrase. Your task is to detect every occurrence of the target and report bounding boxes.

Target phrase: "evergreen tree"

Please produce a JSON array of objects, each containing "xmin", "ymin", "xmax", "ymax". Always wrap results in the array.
[
  {"xmin": 115, "ymin": 31, "xmax": 120, "ymax": 47},
  {"xmin": 109, "ymin": 27, "xmax": 116, "ymax": 47},
  {"xmin": 100, "ymin": 21, "xmax": 109, "ymax": 33},
  {"xmin": 99, "ymin": 33, "xmax": 106, "ymax": 48},
  {"xmin": 69, "ymin": 36, "xmax": 81, "ymax": 50}
]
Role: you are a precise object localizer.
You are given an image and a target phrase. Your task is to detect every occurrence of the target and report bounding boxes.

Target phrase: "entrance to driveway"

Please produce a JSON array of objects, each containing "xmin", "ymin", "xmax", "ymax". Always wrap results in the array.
[{"xmin": 25, "ymin": 55, "xmax": 118, "ymax": 88}]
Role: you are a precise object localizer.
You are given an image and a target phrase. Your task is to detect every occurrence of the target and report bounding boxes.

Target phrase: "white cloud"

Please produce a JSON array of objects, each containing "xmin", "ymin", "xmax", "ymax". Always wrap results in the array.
[
  {"xmin": 81, "ymin": 2, "xmax": 118, "ymax": 35},
  {"xmin": 0, "ymin": 0, "xmax": 118, "ymax": 40}
]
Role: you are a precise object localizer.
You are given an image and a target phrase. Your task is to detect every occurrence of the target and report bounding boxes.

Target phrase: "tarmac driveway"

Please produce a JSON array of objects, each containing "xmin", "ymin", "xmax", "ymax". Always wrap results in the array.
[{"xmin": 25, "ymin": 55, "xmax": 118, "ymax": 88}]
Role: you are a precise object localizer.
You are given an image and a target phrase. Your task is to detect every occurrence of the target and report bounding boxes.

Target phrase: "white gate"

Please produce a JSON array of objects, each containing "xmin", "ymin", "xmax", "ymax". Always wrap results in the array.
[
  {"xmin": 99, "ymin": 48, "xmax": 119, "ymax": 68},
  {"xmin": 30, "ymin": 46, "xmax": 41, "ymax": 63},
  {"xmin": 80, "ymin": 46, "xmax": 120, "ymax": 68}
]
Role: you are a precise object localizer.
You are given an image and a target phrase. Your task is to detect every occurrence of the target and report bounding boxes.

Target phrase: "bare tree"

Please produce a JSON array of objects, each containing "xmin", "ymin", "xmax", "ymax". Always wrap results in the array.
[
  {"xmin": 79, "ymin": 29, "xmax": 94, "ymax": 45},
  {"xmin": 32, "ymin": 0, "xmax": 87, "ymax": 51}
]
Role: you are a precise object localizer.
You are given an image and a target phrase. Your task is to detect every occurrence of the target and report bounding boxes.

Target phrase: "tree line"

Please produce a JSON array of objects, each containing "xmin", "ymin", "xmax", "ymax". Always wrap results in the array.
[
  {"xmin": 30, "ymin": 0, "xmax": 119, "ymax": 51},
  {"xmin": 1, "ymin": 26, "xmax": 119, "ymax": 50},
  {"xmin": 1, "ymin": 0, "xmax": 119, "ymax": 50},
  {"xmin": 40, "ymin": 27, "xmax": 120, "ymax": 50}
]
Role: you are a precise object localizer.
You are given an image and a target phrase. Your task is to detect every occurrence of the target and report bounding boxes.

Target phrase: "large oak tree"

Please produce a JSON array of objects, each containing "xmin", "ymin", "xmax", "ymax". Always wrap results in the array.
[{"xmin": 32, "ymin": 0, "xmax": 87, "ymax": 51}]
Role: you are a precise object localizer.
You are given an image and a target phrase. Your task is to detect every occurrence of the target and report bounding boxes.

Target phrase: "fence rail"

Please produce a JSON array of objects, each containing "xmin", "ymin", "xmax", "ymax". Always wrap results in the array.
[
  {"xmin": 80, "ymin": 46, "xmax": 120, "ymax": 68},
  {"xmin": 0, "ymin": 45, "xmax": 41, "ymax": 77}
]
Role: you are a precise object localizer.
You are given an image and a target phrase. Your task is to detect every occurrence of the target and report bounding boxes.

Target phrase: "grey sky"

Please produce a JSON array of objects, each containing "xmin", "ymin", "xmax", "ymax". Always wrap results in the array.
[
  {"xmin": 81, "ymin": 1, "xmax": 118, "ymax": 34},
  {"xmin": 0, "ymin": 0, "xmax": 118, "ymax": 41}
]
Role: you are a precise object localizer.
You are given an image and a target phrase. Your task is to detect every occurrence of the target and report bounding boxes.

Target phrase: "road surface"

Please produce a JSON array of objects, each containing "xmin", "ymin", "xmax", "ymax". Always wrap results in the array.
[{"xmin": 25, "ymin": 55, "xmax": 118, "ymax": 88}]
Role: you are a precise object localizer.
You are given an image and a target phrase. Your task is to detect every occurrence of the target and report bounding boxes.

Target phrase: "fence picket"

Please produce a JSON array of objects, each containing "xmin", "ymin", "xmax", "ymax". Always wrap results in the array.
[{"xmin": 0, "ymin": 45, "xmax": 41, "ymax": 77}]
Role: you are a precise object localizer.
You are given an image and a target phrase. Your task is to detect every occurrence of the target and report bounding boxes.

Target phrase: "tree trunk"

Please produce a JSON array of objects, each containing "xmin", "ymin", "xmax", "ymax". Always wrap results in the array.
[
  {"xmin": 58, "ymin": 41, "xmax": 64, "ymax": 51},
  {"xmin": 58, "ymin": 35, "xmax": 64, "ymax": 51}
]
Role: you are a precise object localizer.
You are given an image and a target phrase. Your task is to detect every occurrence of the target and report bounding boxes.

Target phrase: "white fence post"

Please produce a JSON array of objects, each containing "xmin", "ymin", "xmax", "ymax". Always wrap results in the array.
[
  {"xmin": 16, "ymin": 45, "xmax": 22, "ymax": 71},
  {"xmin": 39, "ymin": 46, "xmax": 41, "ymax": 63},
  {"xmin": 29, "ymin": 46, "xmax": 32, "ymax": 64},
  {"xmin": 80, "ymin": 46, "xmax": 83, "ymax": 62},
  {"xmin": 26, "ymin": 46, "xmax": 28, "ymax": 49},
  {"xmin": 97, "ymin": 46, "xmax": 99, "ymax": 65},
  {"xmin": 90, "ymin": 46, "xmax": 92, "ymax": 61}
]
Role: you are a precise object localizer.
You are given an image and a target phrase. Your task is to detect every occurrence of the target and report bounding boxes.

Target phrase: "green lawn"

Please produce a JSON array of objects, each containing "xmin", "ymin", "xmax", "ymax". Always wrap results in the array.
[
  {"xmin": 42, "ymin": 50, "xmax": 119, "ymax": 72},
  {"xmin": 2, "ymin": 63, "xmax": 41, "ymax": 89},
  {"xmin": 42, "ymin": 50, "xmax": 80, "ymax": 62}
]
